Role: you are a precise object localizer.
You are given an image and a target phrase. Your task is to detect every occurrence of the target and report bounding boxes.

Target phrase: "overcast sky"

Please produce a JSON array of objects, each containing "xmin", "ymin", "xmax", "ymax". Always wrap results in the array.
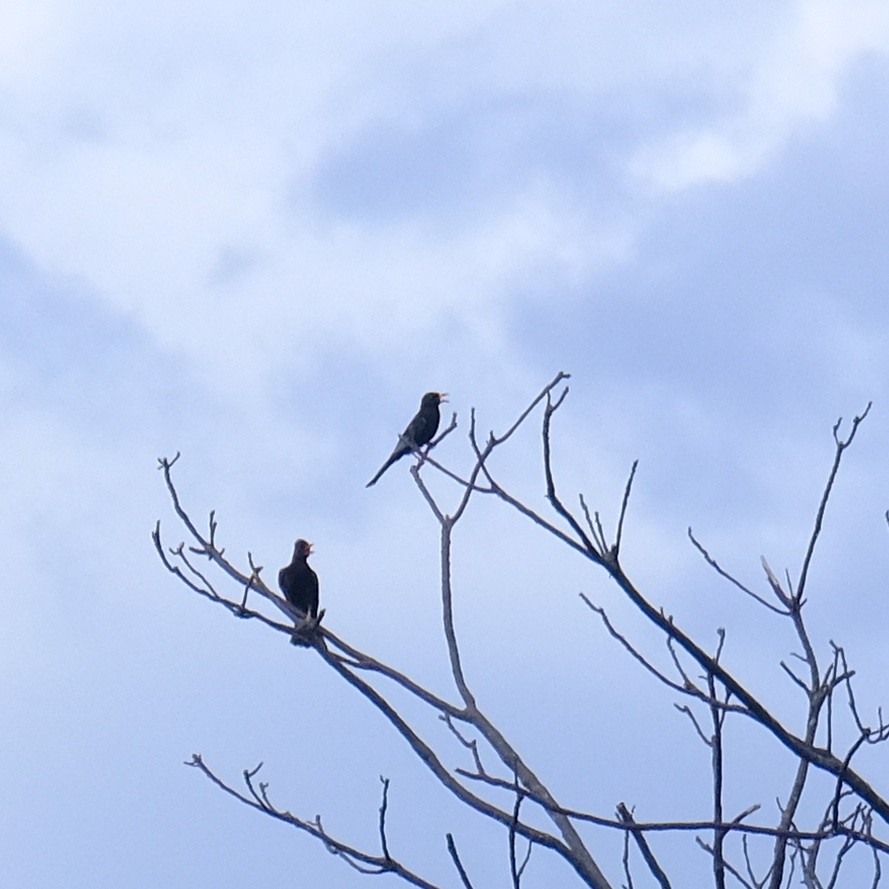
[{"xmin": 3, "ymin": 2, "xmax": 889, "ymax": 886}]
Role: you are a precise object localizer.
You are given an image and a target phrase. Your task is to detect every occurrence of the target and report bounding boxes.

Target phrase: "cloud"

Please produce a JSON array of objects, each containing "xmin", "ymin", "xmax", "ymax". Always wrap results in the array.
[
  {"xmin": 630, "ymin": 0, "xmax": 889, "ymax": 192},
  {"xmin": 0, "ymin": 1, "xmax": 797, "ymax": 397}
]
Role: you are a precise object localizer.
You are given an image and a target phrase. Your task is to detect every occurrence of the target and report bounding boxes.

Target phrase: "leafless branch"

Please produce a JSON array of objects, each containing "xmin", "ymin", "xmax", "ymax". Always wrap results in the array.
[
  {"xmin": 379, "ymin": 776, "xmax": 392, "ymax": 861},
  {"xmin": 796, "ymin": 403, "xmax": 872, "ymax": 602},
  {"xmin": 621, "ymin": 824, "xmax": 635, "ymax": 889},
  {"xmin": 494, "ymin": 371, "xmax": 572, "ymax": 445},
  {"xmin": 157, "ymin": 454, "xmax": 587, "ymax": 884},
  {"xmin": 543, "ymin": 387, "xmax": 600, "ymax": 557},
  {"xmin": 697, "ymin": 835, "xmax": 758, "ymax": 889},
  {"xmin": 185, "ymin": 755, "xmax": 438, "ymax": 887},
  {"xmin": 688, "ymin": 529, "xmax": 788, "ymax": 615},
  {"xmin": 446, "ymin": 833, "xmax": 475, "ymax": 889},
  {"xmin": 489, "ymin": 399, "xmax": 889, "ymax": 826},
  {"xmin": 579, "ymin": 494, "xmax": 609, "ymax": 556},
  {"xmin": 617, "ymin": 804, "xmax": 672, "ymax": 889},
  {"xmin": 707, "ymin": 639, "xmax": 728, "ymax": 889},
  {"xmin": 613, "ymin": 460, "xmax": 638, "ymax": 560},
  {"xmin": 459, "ymin": 771, "xmax": 889, "ymax": 854},
  {"xmin": 315, "ymin": 644, "xmax": 571, "ymax": 858},
  {"xmin": 441, "ymin": 714, "xmax": 486, "ymax": 776},
  {"xmin": 509, "ymin": 770, "xmax": 523, "ymax": 889},
  {"xmin": 580, "ymin": 593, "xmax": 695, "ymax": 697},
  {"xmin": 156, "ymin": 380, "xmax": 889, "ymax": 888}
]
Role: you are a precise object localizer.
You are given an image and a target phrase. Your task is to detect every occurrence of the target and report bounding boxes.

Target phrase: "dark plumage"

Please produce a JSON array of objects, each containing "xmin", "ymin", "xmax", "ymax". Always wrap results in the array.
[
  {"xmin": 366, "ymin": 392, "xmax": 446, "ymax": 487},
  {"xmin": 279, "ymin": 539, "xmax": 319, "ymax": 630}
]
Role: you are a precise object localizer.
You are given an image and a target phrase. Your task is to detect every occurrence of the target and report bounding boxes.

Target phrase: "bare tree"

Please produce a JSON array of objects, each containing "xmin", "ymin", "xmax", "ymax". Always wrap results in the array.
[{"xmin": 154, "ymin": 373, "xmax": 889, "ymax": 887}]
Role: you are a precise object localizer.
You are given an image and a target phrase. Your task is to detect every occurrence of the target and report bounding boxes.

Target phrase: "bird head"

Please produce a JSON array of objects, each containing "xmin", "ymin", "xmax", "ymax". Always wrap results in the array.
[
  {"xmin": 423, "ymin": 392, "xmax": 447, "ymax": 407},
  {"xmin": 294, "ymin": 539, "xmax": 314, "ymax": 558}
]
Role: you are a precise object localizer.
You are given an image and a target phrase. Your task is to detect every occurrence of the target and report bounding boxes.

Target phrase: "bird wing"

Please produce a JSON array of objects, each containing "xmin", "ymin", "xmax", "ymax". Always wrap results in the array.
[{"xmin": 307, "ymin": 570, "xmax": 320, "ymax": 617}]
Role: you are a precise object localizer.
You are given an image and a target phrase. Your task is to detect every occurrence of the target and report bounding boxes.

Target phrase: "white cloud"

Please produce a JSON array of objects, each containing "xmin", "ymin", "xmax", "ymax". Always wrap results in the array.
[
  {"xmin": 1, "ymin": 1, "xmax": 622, "ymax": 394},
  {"xmin": 0, "ymin": 1, "xmax": 794, "ymax": 396},
  {"xmin": 630, "ymin": 0, "xmax": 889, "ymax": 192}
]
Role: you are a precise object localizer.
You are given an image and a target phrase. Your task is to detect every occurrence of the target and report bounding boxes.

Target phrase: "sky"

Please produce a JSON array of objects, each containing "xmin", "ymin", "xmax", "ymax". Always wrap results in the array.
[{"xmin": 2, "ymin": 1, "xmax": 889, "ymax": 886}]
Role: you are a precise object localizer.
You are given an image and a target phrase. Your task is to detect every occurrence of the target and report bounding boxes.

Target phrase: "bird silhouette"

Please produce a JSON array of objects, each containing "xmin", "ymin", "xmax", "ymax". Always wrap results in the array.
[
  {"xmin": 278, "ymin": 539, "xmax": 319, "ymax": 645},
  {"xmin": 366, "ymin": 392, "xmax": 446, "ymax": 487}
]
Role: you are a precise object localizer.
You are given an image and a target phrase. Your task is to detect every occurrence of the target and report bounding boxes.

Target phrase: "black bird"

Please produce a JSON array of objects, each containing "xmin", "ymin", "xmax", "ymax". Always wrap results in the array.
[
  {"xmin": 279, "ymin": 539, "xmax": 319, "ymax": 645},
  {"xmin": 366, "ymin": 392, "xmax": 446, "ymax": 487}
]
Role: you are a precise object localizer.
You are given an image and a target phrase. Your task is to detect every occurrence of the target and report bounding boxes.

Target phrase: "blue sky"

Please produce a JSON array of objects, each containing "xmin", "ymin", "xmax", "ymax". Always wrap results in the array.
[{"xmin": 2, "ymin": 2, "xmax": 889, "ymax": 886}]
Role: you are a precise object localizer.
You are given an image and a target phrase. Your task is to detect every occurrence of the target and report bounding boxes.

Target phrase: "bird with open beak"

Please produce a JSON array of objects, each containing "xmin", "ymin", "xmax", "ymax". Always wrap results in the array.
[
  {"xmin": 278, "ymin": 539, "xmax": 320, "ymax": 645},
  {"xmin": 366, "ymin": 392, "xmax": 447, "ymax": 487}
]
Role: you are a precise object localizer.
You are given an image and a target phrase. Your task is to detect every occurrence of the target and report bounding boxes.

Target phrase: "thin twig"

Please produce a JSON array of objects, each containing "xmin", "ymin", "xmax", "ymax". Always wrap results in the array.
[
  {"xmin": 457, "ymin": 772, "xmax": 889, "ymax": 853},
  {"xmin": 688, "ymin": 529, "xmax": 788, "ymax": 615},
  {"xmin": 509, "ymin": 768, "xmax": 523, "ymax": 889},
  {"xmin": 796, "ymin": 403, "xmax": 872, "ymax": 601},
  {"xmin": 379, "ymin": 776, "xmax": 391, "ymax": 861},
  {"xmin": 185, "ymin": 755, "xmax": 438, "ymax": 888},
  {"xmin": 616, "ymin": 804, "xmax": 672, "ymax": 889},
  {"xmin": 446, "ymin": 834, "xmax": 475, "ymax": 889},
  {"xmin": 613, "ymin": 460, "xmax": 638, "ymax": 560}
]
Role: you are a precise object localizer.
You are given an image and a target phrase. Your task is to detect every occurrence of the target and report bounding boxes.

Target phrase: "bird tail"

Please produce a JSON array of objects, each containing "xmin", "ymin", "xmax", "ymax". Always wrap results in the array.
[{"xmin": 366, "ymin": 453, "xmax": 399, "ymax": 487}]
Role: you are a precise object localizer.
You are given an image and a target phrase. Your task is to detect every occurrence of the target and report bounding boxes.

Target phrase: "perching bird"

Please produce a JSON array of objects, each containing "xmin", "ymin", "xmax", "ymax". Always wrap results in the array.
[
  {"xmin": 366, "ymin": 392, "xmax": 446, "ymax": 487},
  {"xmin": 279, "ymin": 539, "xmax": 319, "ymax": 645}
]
